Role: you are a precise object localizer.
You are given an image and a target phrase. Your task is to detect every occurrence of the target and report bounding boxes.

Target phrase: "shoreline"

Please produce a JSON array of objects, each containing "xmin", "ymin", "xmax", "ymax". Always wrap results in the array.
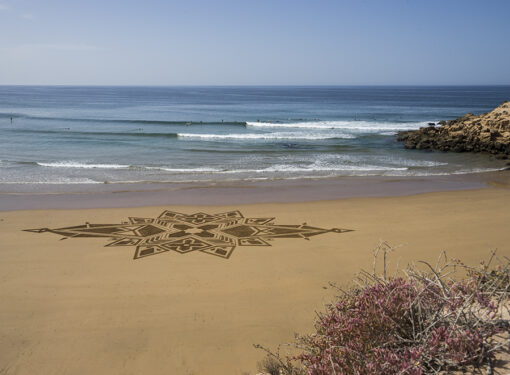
[{"xmin": 1, "ymin": 170, "xmax": 509, "ymax": 211}]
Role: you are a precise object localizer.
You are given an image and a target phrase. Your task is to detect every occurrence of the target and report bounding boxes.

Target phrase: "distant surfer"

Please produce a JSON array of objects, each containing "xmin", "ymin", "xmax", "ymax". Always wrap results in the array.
[
  {"xmin": 283, "ymin": 143, "xmax": 298, "ymax": 149},
  {"xmin": 10, "ymin": 117, "xmax": 13, "ymax": 124}
]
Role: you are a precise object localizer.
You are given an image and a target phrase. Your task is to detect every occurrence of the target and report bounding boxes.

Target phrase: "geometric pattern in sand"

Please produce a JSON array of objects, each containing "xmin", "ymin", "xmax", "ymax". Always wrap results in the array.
[{"xmin": 25, "ymin": 210, "xmax": 352, "ymax": 259}]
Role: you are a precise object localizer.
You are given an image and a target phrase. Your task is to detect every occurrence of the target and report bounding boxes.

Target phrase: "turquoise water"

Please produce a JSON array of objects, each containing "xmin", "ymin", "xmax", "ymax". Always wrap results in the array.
[{"xmin": 0, "ymin": 86, "xmax": 509, "ymax": 184}]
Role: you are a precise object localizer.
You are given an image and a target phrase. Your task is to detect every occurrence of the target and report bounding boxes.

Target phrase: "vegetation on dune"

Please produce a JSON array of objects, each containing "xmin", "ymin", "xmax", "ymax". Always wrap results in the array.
[{"xmin": 255, "ymin": 244, "xmax": 510, "ymax": 375}]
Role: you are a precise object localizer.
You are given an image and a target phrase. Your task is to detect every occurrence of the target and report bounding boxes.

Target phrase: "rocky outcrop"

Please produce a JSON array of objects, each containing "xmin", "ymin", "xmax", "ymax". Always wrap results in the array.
[{"xmin": 397, "ymin": 101, "xmax": 510, "ymax": 157}]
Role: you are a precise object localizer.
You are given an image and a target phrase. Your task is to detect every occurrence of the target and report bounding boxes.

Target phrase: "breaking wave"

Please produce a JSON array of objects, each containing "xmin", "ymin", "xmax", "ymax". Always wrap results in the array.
[
  {"xmin": 246, "ymin": 120, "xmax": 431, "ymax": 131},
  {"xmin": 177, "ymin": 132, "xmax": 355, "ymax": 140}
]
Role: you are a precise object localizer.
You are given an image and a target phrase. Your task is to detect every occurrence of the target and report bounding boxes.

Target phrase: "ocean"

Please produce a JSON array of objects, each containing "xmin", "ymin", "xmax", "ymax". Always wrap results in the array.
[{"xmin": 1, "ymin": 85, "xmax": 509, "ymax": 186}]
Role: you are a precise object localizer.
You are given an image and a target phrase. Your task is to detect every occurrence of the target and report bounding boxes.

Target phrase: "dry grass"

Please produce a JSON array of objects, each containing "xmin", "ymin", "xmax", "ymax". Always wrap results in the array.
[{"xmin": 255, "ymin": 244, "xmax": 510, "ymax": 375}]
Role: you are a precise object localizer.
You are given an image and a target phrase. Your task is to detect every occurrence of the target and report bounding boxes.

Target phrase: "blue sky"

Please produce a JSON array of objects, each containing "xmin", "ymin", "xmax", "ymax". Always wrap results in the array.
[{"xmin": 1, "ymin": 0, "xmax": 509, "ymax": 85}]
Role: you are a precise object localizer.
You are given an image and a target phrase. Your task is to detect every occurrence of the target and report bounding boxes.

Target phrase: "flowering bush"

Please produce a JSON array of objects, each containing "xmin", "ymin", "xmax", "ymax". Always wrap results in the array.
[{"xmin": 256, "ymin": 248, "xmax": 509, "ymax": 375}]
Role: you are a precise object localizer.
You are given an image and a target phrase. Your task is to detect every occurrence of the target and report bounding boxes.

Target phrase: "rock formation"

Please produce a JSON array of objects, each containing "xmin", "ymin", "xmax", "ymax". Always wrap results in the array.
[{"xmin": 397, "ymin": 101, "xmax": 510, "ymax": 157}]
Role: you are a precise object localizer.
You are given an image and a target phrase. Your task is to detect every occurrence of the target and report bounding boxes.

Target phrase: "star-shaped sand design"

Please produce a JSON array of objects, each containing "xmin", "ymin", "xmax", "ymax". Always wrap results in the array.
[{"xmin": 25, "ymin": 210, "xmax": 352, "ymax": 259}]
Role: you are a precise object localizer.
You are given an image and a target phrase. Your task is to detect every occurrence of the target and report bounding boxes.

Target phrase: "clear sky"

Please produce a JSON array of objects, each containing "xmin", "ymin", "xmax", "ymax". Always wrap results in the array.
[{"xmin": 1, "ymin": 0, "xmax": 509, "ymax": 85}]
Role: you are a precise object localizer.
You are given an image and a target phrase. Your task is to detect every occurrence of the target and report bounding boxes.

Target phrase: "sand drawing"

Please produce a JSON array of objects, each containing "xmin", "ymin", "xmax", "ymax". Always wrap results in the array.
[{"xmin": 25, "ymin": 210, "xmax": 353, "ymax": 259}]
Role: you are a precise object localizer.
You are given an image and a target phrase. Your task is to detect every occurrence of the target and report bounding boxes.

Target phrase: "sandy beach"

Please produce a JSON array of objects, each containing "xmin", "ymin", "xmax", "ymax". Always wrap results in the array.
[{"xmin": 1, "ymin": 174, "xmax": 509, "ymax": 374}]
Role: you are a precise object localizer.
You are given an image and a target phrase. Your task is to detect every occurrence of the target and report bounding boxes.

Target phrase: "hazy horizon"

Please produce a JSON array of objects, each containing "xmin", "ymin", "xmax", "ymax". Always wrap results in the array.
[
  {"xmin": 2, "ymin": 84, "xmax": 510, "ymax": 88},
  {"xmin": 1, "ymin": 0, "xmax": 509, "ymax": 86}
]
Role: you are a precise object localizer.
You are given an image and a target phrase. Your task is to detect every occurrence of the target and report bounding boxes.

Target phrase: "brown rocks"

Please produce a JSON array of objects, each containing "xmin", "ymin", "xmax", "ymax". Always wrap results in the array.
[{"xmin": 397, "ymin": 101, "xmax": 510, "ymax": 156}]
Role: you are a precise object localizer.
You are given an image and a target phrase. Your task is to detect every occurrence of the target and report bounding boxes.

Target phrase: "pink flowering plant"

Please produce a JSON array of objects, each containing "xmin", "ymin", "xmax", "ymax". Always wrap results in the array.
[{"xmin": 255, "ymin": 245, "xmax": 509, "ymax": 375}]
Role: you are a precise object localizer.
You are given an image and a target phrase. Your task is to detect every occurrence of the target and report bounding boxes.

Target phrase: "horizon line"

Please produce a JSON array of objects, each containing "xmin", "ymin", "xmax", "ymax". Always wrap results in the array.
[{"xmin": 1, "ymin": 84, "xmax": 510, "ymax": 88}]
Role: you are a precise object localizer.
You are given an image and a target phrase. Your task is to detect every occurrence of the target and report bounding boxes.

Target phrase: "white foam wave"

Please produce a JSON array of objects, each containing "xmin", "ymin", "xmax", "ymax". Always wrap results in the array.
[
  {"xmin": 153, "ymin": 164, "xmax": 409, "ymax": 174},
  {"xmin": 36, "ymin": 161, "xmax": 224, "ymax": 173},
  {"xmin": 0, "ymin": 178, "xmax": 102, "ymax": 184},
  {"xmin": 213, "ymin": 164, "xmax": 408, "ymax": 174},
  {"xmin": 370, "ymin": 158, "xmax": 449, "ymax": 168},
  {"xmin": 267, "ymin": 165, "xmax": 407, "ymax": 172},
  {"xmin": 38, "ymin": 161, "xmax": 131, "ymax": 169},
  {"xmin": 246, "ymin": 120, "xmax": 430, "ymax": 132},
  {"xmin": 34, "ymin": 160, "xmax": 413, "ymax": 174},
  {"xmin": 146, "ymin": 166, "xmax": 221, "ymax": 173},
  {"xmin": 177, "ymin": 132, "xmax": 354, "ymax": 140}
]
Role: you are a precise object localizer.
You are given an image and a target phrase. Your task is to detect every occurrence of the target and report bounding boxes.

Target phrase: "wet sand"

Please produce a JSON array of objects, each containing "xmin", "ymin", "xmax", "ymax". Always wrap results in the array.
[
  {"xmin": 1, "ymin": 174, "xmax": 510, "ymax": 374},
  {"xmin": 1, "ymin": 171, "xmax": 508, "ymax": 211}
]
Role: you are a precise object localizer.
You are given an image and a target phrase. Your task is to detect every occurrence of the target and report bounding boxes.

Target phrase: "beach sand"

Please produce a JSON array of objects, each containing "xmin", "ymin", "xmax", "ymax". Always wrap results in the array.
[{"xmin": 1, "ymin": 180, "xmax": 510, "ymax": 374}]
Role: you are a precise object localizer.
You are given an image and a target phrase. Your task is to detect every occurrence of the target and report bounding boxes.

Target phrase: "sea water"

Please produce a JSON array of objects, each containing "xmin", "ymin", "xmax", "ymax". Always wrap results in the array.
[{"xmin": 0, "ymin": 85, "xmax": 509, "ymax": 185}]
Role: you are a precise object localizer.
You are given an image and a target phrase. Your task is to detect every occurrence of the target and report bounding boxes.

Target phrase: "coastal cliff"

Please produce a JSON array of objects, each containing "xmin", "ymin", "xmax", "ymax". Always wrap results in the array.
[{"xmin": 397, "ymin": 102, "xmax": 510, "ymax": 157}]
